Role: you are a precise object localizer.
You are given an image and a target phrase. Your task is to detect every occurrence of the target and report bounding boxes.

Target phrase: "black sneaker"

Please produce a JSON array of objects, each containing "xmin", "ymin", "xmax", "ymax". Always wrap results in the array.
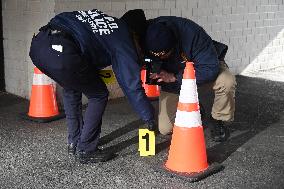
[
  {"xmin": 67, "ymin": 143, "xmax": 76, "ymax": 155},
  {"xmin": 147, "ymin": 122, "xmax": 155, "ymax": 131},
  {"xmin": 75, "ymin": 149, "xmax": 117, "ymax": 164},
  {"xmin": 210, "ymin": 118, "xmax": 230, "ymax": 142},
  {"xmin": 199, "ymin": 103, "xmax": 206, "ymax": 121},
  {"xmin": 147, "ymin": 122, "xmax": 160, "ymax": 136}
]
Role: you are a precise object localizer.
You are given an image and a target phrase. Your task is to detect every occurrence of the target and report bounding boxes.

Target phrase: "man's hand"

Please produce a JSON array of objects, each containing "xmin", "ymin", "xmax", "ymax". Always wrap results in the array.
[{"xmin": 149, "ymin": 70, "xmax": 176, "ymax": 83}]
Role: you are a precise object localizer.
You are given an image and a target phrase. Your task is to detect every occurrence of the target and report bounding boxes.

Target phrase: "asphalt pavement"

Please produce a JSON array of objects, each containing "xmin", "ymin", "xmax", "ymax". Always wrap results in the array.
[{"xmin": 0, "ymin": 75, "xmax": 283, "ymax": 189}]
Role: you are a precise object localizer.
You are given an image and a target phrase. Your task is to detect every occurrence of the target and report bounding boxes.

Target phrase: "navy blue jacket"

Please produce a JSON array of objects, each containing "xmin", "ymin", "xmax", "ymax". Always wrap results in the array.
[
  {"xmin": 49, "ymin": 10, "xmax": 154, "ymax": 123},
  {"xmin": 149, "ymin": 16, "xmax": 220, "ymax": 91}
]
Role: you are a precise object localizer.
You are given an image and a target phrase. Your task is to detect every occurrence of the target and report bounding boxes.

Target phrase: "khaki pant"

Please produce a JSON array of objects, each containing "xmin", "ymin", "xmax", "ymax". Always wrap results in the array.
[{"xmin": 158, "ymin": 61, "xmax": 236, "ymax": 135}]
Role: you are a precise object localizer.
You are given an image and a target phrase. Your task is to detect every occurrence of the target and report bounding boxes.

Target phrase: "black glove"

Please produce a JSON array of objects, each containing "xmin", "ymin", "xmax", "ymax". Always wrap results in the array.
[{"xmin": 146, "ymin": 120, "xmax": 157, "ymax": 132}]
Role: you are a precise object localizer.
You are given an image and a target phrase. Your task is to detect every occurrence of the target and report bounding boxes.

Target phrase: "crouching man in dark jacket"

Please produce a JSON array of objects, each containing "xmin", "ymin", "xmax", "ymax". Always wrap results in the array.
[
  {"xmin": 145, "ymin": 16, "xmax": 236, "ymax": 142},
  {"xmin": 29, "ymin": 9, "xmax": 155, "ymax": 164}
]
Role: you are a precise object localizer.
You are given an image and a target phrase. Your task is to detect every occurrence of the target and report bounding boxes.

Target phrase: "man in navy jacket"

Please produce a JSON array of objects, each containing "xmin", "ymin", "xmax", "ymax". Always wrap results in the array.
[
  {"xmin": 145, "ymin": 17, "xmax": 236, "ymax": 142},
  {"xmin": 30, "ymin": 9, "xmax": 155, "ymax": 164}
]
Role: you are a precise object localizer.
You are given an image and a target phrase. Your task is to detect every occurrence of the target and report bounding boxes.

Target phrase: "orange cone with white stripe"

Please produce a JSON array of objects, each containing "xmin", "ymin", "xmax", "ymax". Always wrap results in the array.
[
  {"xmin": 141, "ymin": 69, "xmax": 160, "ymax": 100},
  {"xmin": 24, "ymin": 67, "xmax": 64, "ymax": 122},
  {"xmin": 164, "ymin": 62, "xmax": 223, "ymax": 182}
]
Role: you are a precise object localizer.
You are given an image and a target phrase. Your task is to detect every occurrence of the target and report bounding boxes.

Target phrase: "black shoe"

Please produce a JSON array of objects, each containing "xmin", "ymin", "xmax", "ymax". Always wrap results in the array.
[
  {"xmin": 67, "ymin": 143, "xmax": 76, "ymax": 155},
  {"xmin": 147, "ymin": 122, "xmax": 155, "ymax": 131},
  {"xmin": 210, "ymin": 118, "xmax": 230, "ymax": 142},
  {"xmin": 147, "ymin": 121, "xmax": 158, "ymax": 132},
  {"xmin": 199, "ymin": 102, "xmax": 206, "ymax": 121},
  {"xmin": 75, "ymin": 149, "xmax": 117, "ymax": 164}
]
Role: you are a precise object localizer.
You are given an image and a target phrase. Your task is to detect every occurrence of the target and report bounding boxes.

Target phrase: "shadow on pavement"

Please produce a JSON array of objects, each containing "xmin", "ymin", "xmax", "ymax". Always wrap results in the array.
[
  {"xmin": 103, "ymin": 136, "xmax": 139, "ymax": 154},
  {"xmin": 99, "ymin": 76, "xmax": 284, "ymax": 162},
  {"xmin": 0, "ymin": 92, "xmax": 25, "ymax": 108},
  {"xmin": 207, "ymin": 76, "xmax": 284, "ymax": 164},
  {"xmin": 98, "ymin": 119, "xmax": 144, "ymax": 154}
]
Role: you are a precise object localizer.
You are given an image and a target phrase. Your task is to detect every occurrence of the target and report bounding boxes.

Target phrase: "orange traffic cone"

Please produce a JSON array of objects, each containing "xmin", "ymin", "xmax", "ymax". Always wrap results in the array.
[
  {"xmin": 164, "ymin": 62, "xmax": 223, "ymax": 182},
  {"xmin": 141, "ymin": 69, "xmax": 160, "ymax": 100},
  {"xmin": 23, "ymin": 67, "xmax": 64, "ymax": 123}
]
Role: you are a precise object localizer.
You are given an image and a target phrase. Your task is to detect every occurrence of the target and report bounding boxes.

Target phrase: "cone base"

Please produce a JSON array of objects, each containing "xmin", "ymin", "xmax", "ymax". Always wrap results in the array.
[
  {"xmin": 165, "ymin": 126, "xmax": 208, "ymax": 172},
  {"xmin": 21, "ymin": 112, "xmax": 65, "ymax": 123},
  {"xmin": 163, "ymin": 162, "xmax": 224, "ymax": 182}
]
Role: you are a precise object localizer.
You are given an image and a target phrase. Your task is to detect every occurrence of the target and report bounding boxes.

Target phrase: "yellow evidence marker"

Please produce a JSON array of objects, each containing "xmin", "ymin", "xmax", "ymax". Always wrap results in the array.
[
  {"xmin": 99, "ymin": 70, "xmax": 116, "ymax": 84},
  {"xmin": 138, "ymin": 129, "xmax": 155, "ymax": 156}
]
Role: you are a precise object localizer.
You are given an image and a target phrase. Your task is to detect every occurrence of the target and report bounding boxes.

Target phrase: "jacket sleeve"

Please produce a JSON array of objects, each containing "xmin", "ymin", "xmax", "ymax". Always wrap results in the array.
[
  {"xmin": 183, "ymin": 27, "xmax": 220, "ymax": 85},
  {"xmin": 212, "ymin": 40, "xmax": 228, "ymax": 61},
  {"xmin": 111, "ymin": 45, "xmax": 155, "ymax": 124}
]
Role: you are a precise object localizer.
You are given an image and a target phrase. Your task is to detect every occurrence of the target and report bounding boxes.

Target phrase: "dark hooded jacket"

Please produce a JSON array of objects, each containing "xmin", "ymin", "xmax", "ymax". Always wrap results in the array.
[
  {"xmin": 46, "ymin": 9, "xmax": 154, "ymax": 123},
  {"xmin": 147, "ymin": 16, "xmax": 225, "ymax": 93}
]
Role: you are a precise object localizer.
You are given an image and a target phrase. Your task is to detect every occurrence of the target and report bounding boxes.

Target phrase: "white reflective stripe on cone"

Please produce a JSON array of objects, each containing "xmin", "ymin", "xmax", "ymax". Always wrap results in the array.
[
  {"xmin": 174, "ymin": 110, "xmax": 202, "ymax": 128},
  {"xmin": 179, "ymin": 89, "xmax": 198, "ymax": 104},
  {"xmin": 33, "ymin": 73, "xmax": 53, "ymax": 85},
  {"xmin": 179, "ymin": 79, "xmax": 199, "ymax": 103},
  {"xmin": 180, "ymin": 79, "xmax": 197, "ymax": 90}
]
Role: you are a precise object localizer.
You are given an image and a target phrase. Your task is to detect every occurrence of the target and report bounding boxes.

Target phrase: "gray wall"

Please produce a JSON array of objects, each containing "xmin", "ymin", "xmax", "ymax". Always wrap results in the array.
[{"xmin": 2, "ymin": 0, "xmax": 284, "ymax": 99}]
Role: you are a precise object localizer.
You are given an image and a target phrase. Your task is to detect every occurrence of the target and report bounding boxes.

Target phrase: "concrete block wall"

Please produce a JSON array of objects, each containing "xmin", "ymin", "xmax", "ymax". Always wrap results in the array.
[
  {"xmin": 2, "ymin": 0, "xmax": 55, "ymax": 98},
  {"xmin": 2, "ymin": 0, "xmax": 284, "ymax": 99}
]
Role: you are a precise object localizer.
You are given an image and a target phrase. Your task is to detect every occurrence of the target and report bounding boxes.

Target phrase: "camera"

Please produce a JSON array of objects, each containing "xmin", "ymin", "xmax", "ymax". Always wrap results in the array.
[{"xmin": 144, "ymin": 58, "xmax": 163, "ymax": 85}]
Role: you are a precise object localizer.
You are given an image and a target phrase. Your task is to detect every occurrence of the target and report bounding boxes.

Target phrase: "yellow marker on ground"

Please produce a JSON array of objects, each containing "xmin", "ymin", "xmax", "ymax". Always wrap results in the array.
[
  {"xmin": 99, "ymin": 70, "xmax": 116, "ymax": 84},
  {"xmin": 138, "ymin": 129, "xmax": 155, "ymax": 156}
]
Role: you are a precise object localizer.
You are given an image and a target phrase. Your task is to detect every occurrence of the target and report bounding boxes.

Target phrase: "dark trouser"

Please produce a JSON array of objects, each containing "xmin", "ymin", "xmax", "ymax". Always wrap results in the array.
[
  {"xmin": 63, "ymin": 87, "xmax": 108, "ymax": 152},
  {"xmin": 29, "ymin": 28, "xmax": 109, "ymax": 153}
]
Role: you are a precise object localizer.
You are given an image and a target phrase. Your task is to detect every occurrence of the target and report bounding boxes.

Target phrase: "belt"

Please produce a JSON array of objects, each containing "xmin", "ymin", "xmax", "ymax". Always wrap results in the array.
[
  {"xmin": 40, "ymin": 24, "xmax": 72, "ymax": 39},
  {"xmin": 39, "ymin": 24, "xmax": 80, "ymax": 51},
  {"xmin": 50, "ymin": 29, "xmax": 62, "ymax": 35},
  {"xmin": 49, "ymin": 28, "xmax": 75, "ymax": 43}
]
